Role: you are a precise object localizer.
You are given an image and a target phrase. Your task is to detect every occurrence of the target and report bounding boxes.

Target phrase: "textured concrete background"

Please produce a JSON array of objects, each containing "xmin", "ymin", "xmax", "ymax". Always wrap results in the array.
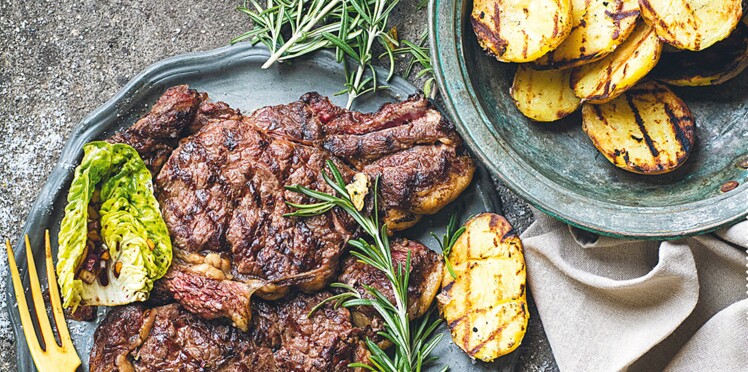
[{"xmin": 0, "ymin": 0, "xmax": 556, "ymax": 370}]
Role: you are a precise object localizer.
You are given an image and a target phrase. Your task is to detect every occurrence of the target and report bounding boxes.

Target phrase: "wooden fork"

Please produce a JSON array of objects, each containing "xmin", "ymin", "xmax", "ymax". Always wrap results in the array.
[{"xmin": 6, "ymin": 231, "xmax": 81, "ymax": 371}]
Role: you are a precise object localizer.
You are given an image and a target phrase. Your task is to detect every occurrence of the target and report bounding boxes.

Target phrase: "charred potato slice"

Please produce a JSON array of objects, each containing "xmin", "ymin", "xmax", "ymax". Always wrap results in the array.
[
  {"xmin": 652, "ymin": 21, "xmax": 748, "ymax": 86},
  {"xmin": 638, "ymin": 0, "xmax": 742, "ymax": 51},
  {"xmin": 472, "ymin": 0, "xmax": 573, "ymax": 63},
  {"xmin": 582, "ymin": 80, "xmax": 696, "ymax": 175},
  {"xmin": 534, "ymin": 0, "xmax": 640, "ymax": 69},
  {"xmin": 572, "ymin": 22, "xmax": 661, "ymax": 103},
  {"xmin": 437, "ymin": 213, "xmax": 528, "ymax": 362},
  {"xmin": 510, "ymin": 65, "xmax": 581, "ymax": 122}
]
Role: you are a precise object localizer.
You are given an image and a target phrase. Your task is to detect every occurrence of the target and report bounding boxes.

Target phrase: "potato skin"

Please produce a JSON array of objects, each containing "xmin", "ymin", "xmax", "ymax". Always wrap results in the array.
[
  {"xmin": 437, "ymin": 213, "xmax": 528, "ymax": 362},
  {"xmin": 571, "ymin": 22, "xmax": 662, "ymax": 104},
  {"xmin": 652, "ymin": 21, "xmax": 748, "ymax": 86},
  {"xmin": 510, "ymin": 65, "xmax": 581, "ymax": 122},
  {"xmin": 472, "ymin": 0, "xmax": 573, "ymax": 63},
  {"xmin": 582, "ymin": 80, "xmax": 696, "ymax": 175},
  {"xmin": 638, "ymin": 0, "xmax": 742, "ymax": 51},
  {"xmin": 534, "ymin": 0, "xmax": 640, "ymax": 69}
]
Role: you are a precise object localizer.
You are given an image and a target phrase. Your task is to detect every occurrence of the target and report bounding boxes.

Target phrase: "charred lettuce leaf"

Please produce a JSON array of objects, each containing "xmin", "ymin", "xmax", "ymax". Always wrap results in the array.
[{"xmin": 56, "ymin": 141, "xmax": 172, "ymax": 309}]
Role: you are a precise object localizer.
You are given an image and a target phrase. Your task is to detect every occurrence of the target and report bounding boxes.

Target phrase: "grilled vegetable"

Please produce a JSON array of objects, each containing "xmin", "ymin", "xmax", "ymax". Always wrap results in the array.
[
  {"xmin": 652, "ymin": 20, "xmax": 748, "ymax": 86},
  {"xmin": 572, "ymin": 22, "xmax": 662, "ymax": 103},
  {"xmin": 57, "ymin": 141, "xmax": 172, "ymax": 309},
  {"xmin": 638, "ymin": 0, "xmax": 742, "ymax": 51},
  {"xmin": 437, "ymin": 213, "xmax": 528, "ymax": 362},
  {"xmin": 534, "ymin": 0, "xmax": 640, "ymax": 69},
  {"xmin": 510, "ymin": 65, "xmax": 581, "ymax": 122},
  {"xmin": 582, "ymin": 80, "xmax": 696, "ymax": 175},
  {"xmin": 471, "ymin": 0, "xmax": 573, "ymax": 63}
]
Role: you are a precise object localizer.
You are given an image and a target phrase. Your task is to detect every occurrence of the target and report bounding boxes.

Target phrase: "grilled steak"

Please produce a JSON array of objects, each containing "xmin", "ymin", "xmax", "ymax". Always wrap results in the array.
[
  {"xmin": 89, "ymin": 292, "xmax": 368, "ymax": 372},
  {"xmin": 105, "ymin": 86, "xmax": 472, "ymax": 326},
  {"xmin": 156, "ymin": 114, "xmax": 357, "ymax": 301}
]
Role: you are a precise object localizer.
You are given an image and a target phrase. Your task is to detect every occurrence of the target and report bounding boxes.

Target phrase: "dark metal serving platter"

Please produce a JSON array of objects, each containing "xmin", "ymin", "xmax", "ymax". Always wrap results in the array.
[
  {"xmin": 430, "ymin": 0, "xmax": 748, "ymax": 239},
  {"xmin": 8, "ymin": 44, "xmax": 517, "ymax": 371}
]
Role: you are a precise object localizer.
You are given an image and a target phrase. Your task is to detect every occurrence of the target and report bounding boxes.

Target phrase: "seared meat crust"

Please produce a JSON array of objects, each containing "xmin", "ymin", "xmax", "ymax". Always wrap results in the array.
[
  {"xmin": 89, "ymin": 305, "xmax": 150, "ymax": 372},
  {"xmin": 157, "ymin": 118, "xmax": 356, "ymax": 298},
  {"xmin": 89, "ymin": 293, "xmax": 366, "ymax": 372},
  {"xmin": 260, "ymin": 292, "xmax": 369, "ymax": 371},
  {"xmin": 251, "ymin": 92, "xmax": 476, "ymax": 229},
  {"xmin": 107, "ymin": 85, "xmax": 203, "ymax": 175}
]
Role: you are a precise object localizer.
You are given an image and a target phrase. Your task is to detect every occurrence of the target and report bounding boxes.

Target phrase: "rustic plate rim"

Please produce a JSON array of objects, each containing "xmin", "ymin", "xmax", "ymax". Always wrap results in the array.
[{"xmin": 429, "ymin": 0, "xmax": 748, "ymax": 239}]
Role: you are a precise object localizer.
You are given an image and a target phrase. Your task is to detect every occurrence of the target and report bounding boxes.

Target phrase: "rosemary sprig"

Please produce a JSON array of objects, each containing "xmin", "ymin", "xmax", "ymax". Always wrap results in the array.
[
  {"xmin": 285, "ymin": 161, "xmax": 444, "ymax": 371},
  {"xmin": 388, "ymin": 30, "xmax": 436, "ymax": 98},
  {"xmin": 232, "ymin": 0, "xmax": 400, "ymax": 109},
  {"xmin": 431, "ymin": 213, "xmax": 466, "ymax": 279}
]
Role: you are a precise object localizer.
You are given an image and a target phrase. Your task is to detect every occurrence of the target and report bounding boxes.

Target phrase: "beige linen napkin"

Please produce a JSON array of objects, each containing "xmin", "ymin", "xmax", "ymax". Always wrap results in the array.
[{"xmin": 521, "ymin": 211, "xmax": 747, "ymax": 371}]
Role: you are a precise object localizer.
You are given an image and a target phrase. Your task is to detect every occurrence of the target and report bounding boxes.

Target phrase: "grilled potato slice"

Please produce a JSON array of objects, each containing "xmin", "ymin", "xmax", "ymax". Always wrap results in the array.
[
  {"xmin": 571, "ymin": 22, "xmax": 661, "ymax": 104},
  {"xmin": 638, "ymin": 0, "xmax": 742, "ymax": 51},
  {"xmin": 582, "ymin": 80, "xmax": 696, "ymax": 175},
  {"xmin": 472, "ymin": 0, "xmax": 573, "ymax": 63},
  {"xmin": 534, "ymin": 0, "xmax": 640, "ymax": 69},
  {"xmin": 437, "ymin": 213, "xmax": 528, "ymax": 362},
  {"xmin": 652, "ymin": 21, "xmax": 748, "ymax": 86},
  {"xmin": 510, "ymin": 65, "xmax": 581, "ymax": 122}
]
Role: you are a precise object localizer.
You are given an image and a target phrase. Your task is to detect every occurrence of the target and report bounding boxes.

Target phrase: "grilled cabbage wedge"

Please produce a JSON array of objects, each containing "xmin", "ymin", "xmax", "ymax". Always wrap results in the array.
[
  {"xmin": 57, "ymin": 141, "xmax": 172, "ymax": 309},
  {"xmin": 510, "ymin": 65, "xmax": 581, "ymax": 122},
  {"xmin": 534, "ymin": 0, "xmax": 640, "ymax": 69},
  {"xmin": 638, "ymin": 0, "xmax": 742, "ymax": 51},
  {"xmin": 437, "ymin": 213, "xmax": 528, "ymax": 362},
  {"xmin": 472, "ymin": 0, "xmax": 573, "ymax": 63},
  {"xmin": 571, "ymin": 22, "xmax": 662, "ymax": 104},
  {"xmin": 582, "ymin": 80, "xmax": 696, "ymax": 175},
  {"xmin": 652, "ymin": 20, "xmax": 748, "ymax": 86}
]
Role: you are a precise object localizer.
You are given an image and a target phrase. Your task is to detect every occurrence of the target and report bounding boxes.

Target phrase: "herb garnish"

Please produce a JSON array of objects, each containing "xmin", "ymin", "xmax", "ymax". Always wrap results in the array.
[
  {"xmin": 285, "ymin": 160, "xmax": 444, "ymax": 371},
  {"xmin": 388, "ymin": 30, "xmax": 436, "ymax": 98},
  {"xmin": 431, "ymin": 213, "xmax": 466, "ymax": 279},
  {"xmin": 232, "ymin": 0, "xmax": 401, "ymax": 109}
]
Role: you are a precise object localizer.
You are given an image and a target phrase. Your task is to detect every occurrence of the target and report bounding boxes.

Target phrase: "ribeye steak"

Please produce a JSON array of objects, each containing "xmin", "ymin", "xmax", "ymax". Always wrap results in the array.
[{"xmin": 106, "ymin": 85, "xmax": 474, "ymax": 330}]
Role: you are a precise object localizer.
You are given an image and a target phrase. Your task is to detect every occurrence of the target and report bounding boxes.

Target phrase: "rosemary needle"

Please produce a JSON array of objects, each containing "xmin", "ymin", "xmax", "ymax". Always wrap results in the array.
[{"xmin": 431, "ymin": 212, "xmax": 466, "ymax": 280}]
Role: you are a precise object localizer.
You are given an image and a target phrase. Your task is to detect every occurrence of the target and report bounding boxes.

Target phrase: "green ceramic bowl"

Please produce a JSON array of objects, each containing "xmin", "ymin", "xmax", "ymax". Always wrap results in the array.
[{"xmin": 429, "ymin": 0, "xmax": 748, "ymax": 239}]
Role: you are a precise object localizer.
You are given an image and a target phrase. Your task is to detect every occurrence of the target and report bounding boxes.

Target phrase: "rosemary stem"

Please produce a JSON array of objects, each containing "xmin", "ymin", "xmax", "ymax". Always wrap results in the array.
[
  {"xmin": 374, "ymin": 228, "xmax": 413, "ymax": 366},
  {"xmin": 345, "ymin": 24, "xmax": 377, "ymax": 109},
  {"xmin": 262, "ymin": 0, "xmax": 343, "ymax": 69}
]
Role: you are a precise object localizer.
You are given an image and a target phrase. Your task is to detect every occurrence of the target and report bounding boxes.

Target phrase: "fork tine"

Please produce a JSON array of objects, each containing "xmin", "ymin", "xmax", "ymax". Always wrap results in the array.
[
  {"xmin": 44, "ymin": 230, "xmax": 74, "ymax": 348},
  {"xmin": 24, "ymin": 235, "xmax": 58, "ymax": 350},
  {"xmin": 5, "ymin": 240, "xmax": 45, "ymax": 364}
]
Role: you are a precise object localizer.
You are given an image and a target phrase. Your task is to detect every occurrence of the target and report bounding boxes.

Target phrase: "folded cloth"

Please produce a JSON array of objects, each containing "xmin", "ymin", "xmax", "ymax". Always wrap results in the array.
[{"xmin": 521, "ymin": 210, "xmax": 747, "ymax": 371}]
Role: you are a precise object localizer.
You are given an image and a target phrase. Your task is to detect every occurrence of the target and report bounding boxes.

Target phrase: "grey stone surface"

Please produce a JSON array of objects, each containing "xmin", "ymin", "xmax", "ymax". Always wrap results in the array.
[{"xmin": 0, "ymin": 0, "xmax": 556, "ymax": 370}]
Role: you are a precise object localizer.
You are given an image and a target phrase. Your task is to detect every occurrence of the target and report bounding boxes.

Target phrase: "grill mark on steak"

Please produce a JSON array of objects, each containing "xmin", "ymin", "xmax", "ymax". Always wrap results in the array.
[{"xmin": 157, "ymin": 117, "xmax": 357, "ymax": 301}]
